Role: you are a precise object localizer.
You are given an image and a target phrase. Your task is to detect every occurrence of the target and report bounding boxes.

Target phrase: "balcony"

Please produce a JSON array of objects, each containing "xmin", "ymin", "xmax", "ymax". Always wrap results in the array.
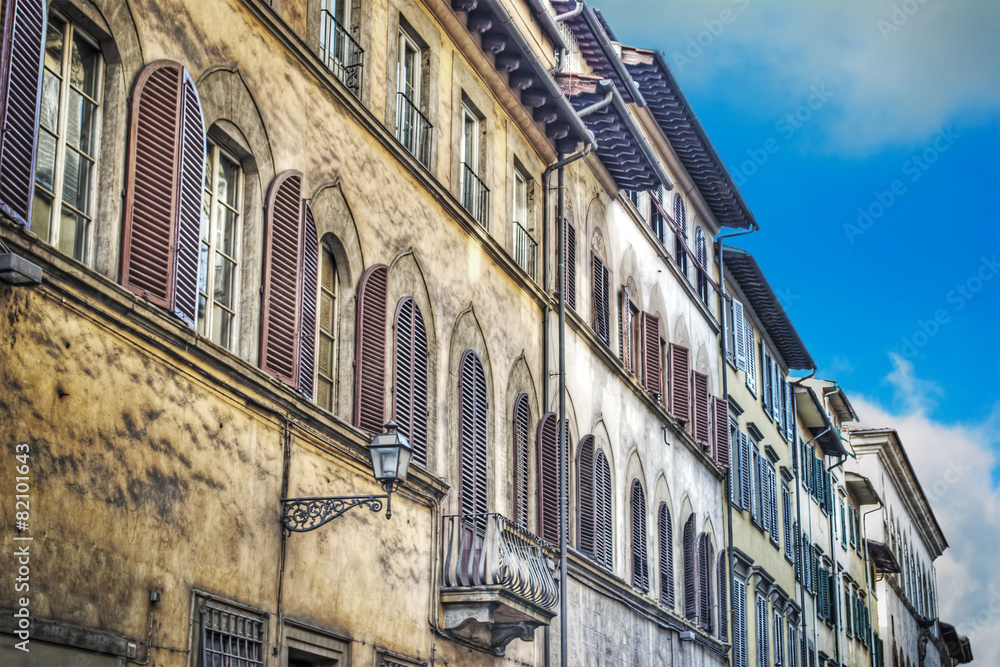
[
  {"xmin": 512, "ymin": 222, "xmax": 537, "ymax": 280},
  {"xmin": 319, "ymin": 10, "xmax": 364, "ymax": 97},
  {"xmin": 441, "ymin": 513, "xmax": 557, "ymax": 653},
  {"xmin": 460, "ymin": 162, "xmax": 490, "ymax": 231},
  {"xmin": 396, "ymin": 92, "xmax": 433, "ymax": 167}
]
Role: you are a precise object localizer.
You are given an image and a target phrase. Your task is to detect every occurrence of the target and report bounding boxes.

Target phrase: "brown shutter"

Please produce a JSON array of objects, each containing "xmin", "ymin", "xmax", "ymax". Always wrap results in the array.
[
  {"xmin": 0, "ymin": 0, "xmax": 45, "ymax": 226},
  {"xmin": 577, "ymin": 435, "xmax": 596, "ymax": 555},
  {"xmin": 537, "ymin": 411, "xmax": 559, "ymax": 544},
  {"xmin": 592, "ymin": 253, "xmax": 610, "ymax": 346},
  {"xmin": 172, "ymin": 71, "xmax": 205, "ymax": 327},
  {"xmin": 297, "ymin": 202, "xmax": 319, "ymax": 398},
  {"xmin": 630, "ymin": 480, "xmax": 648, "ymax": 592},
  {"xmin": 565, "ymin": 220, "xmax": 576, "ymax": 309},
  {"xmin": 458, "ymin": 349, "xmax": 488, "ymax": 533},
  {"xmin": 698, "ymin": 533, "xmax": 712, "ymax": 631},
  {"xmin": 512, "ymin": 393, "xmax": 530, "ymax": 527},
  {"xmin": 641, "ymin": 312, "xmax": 662, "ymax": 394},
  {"xmin": 658, "ymin": 502, "xmax": 674, "ymax": 608},
  {"xmin": 120, "ymin": 61, "xmax": 184, "ymax": 309},
  {"xmin": 693, "ymin": 370, "xmax": 710, "ymax": 447},
  {"xmin": 353, "ymin": 265, "xmax": 389, "ymax": 433},
  {"xmin": 718, "ymin": 553, "xmax": 728, "ymax": 641},
  {"xmin": 260, "ymin": 171, "xmax": 304, "ymax": 385},
  {"xmin": 620, "ymin": 288, "xmax": 632, "ymax": 371},
  {"xmin": 683, "ymin": 514, "xmax": 697, "ymax": 620},
  {"xmin": 668, "ymin": 343, "xmax": 691, "ymax": 422},
  {"xmin": 595, "ymin": 449, "xmax": 613, "ymax": 570},
  {"xmin": 713, "ymin": 396, "xmax": 731, "ymax": 468},
  {"xmin": 392, "ymin": 297, "xmax": 428, "ymax": 467}
]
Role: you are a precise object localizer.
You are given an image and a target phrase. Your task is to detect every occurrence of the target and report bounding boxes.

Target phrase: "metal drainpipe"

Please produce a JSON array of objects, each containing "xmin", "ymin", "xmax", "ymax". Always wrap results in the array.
[
  {"xmin": 715, "ymin": 227, "xmax": 757, "ymax": 663},
  {"xmin": 541, "ymin": 120, "xmax": 597, "ymax": 667},
  {"xmin": 862, "ymin": 503, "xmax": 883, "ymax": 667}
]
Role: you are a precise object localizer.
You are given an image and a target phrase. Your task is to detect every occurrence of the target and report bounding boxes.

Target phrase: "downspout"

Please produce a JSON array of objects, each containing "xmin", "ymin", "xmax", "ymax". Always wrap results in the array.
[
  {"xmin": 541, "ymin": 102, "xmax": 598, "ymax": 667},
  {"xmin": 548, "ymin": 0, "xmax": 582, "ymax": 76},
  {"xmin": 715, "ymin": 226, "xmax": 757, "ymax": 661}
]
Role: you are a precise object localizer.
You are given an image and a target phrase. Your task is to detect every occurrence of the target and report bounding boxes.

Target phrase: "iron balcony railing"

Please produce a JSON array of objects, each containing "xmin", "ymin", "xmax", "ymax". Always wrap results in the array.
[
  {"xmin": 396, "ymin": 92, "xmax": 432, "ymax": 167},
  {"xmin": 512, "ymin": 221, "xmax": 537, "ymax": 280},
  {"xmin": 460, "ymin": 162, "xmax": 490, "ymax": 230},
  {"xmin": 319, "ymin": 10, "xmax": 364, "ymax": 97},
  {"xmin": 442, "ymin": 513, "xmax": 558, "ymax": 610}
]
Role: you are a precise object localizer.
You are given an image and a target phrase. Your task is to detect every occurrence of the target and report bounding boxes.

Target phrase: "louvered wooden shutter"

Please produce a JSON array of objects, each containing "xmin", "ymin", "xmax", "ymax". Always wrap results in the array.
[
  {"xmin": 537, "ymin": 411, "xmax": 560, "ymax": 543},
  {"xmin": 393, "ymin": 297, "xmax": 429, "ymax": 466},
  {"xmin": 744, "ymin": 316, "xmax": 757, "ymax": 394},
  {"xmin": 592, "ymin": 254, "xmax": 610, "ymax": 346},
  {"xmin": 761, "ymin": 453, "xmax": 772, "ymax": 535},
  {"xmin": 261, "ymin": 171, "xmax": 305, "ymax": 384},
  {"xmin": 732, "ymin": 300, "xmax": 746, "ymax": 370},
  {"xmin": 772, "ymin": 361, "xmax": 782, "ymax": 423},
  {"xmin": 578, "ymin": 435, "xmax": 596, "ymax": 554},
  {"xmin": 172, "ymin": 71, "xmax": 205, "ymax": 326},
  {"xmin": 692, "ymin": 370, "xmax": 710, "ymax": 446},
  {"xmin": 297, "ymin": 202, "xmax": 319, "ymax": 398},
  {"xmin": 783, "ymin": 485, "xmax": 794, "ymax": 559},
  {"xmin": 734, "ymin": 577, "xmax": 747, "ymax": 667},
  {"xmin": 683, "ymin": 514, "xmax": 696, "ymax": 620},
  {"xmin": 353, "ymin": 265, "xmax": 389, "ymax": 433},
  {"xmin": 739, "ymin": 432, "xmax": 752, "ymax": 510},
  {"xmin": 595, "ymin": 449, "xmax": 613, "ymax": 570},
  {"xmin": 668, "ymin": 343, "xmax": 690, "ymax": 422},
  {"xmin": 0, "ymin": 0, "xmax": 45, "ymax": 226},
  {"xmin": 769, "ymin": 465, "xmax": 780, "ymax": 538},
  {"xmin": 761, "ymin": 344, "xmax": 772, "ymax": 414},
  {"xmin": 512, "ymin": 393, "xmax": 530, "ymax": 527},
  {"xmin": 121, "ymin": 61, "xmax": 190, "ymax": 310},
  {"xmin": 641, "ymin": 312, "xmax": 662, "ymax": 394},
  {"xmin": 658, "ymin": 502, "xmax": 674, "ymax": 608},
  {"xmin": 564, "ymin": 219, "xmax": 576, "ymax": 309},
  {"xmin": 630, "ymin": 480, "xmax": 648, "ymax": 592},
  {"xmin": 718, "ymin": 553, "xmax": 728, "ymax": 642},
  {"xmin": 620, "ymin": 287, "xmax": 633, "ymax": 371},
  {"xmin": 698, "ymin": 534, "xmax": 712, "ymax": 631},
  {"xmin": 756, "ymin": 595, "xmax": 768, "ymax": 667},
  {"xmin": 786, "ymin": 381, "xmax": 796, "ymax": 441},
  {"xmin": 713, "ymin": 397, "xmax": 731, "ymax": 467},
  {"xmin": 458, "ymin": 350, "xmax": 488, "ymax": 532}
]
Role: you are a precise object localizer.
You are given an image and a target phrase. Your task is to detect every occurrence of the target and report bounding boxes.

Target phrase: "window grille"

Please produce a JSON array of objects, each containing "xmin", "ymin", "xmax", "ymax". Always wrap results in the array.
[{"xmin": 200, "ymin": 604, "xmax": 265, "ymax": 667}]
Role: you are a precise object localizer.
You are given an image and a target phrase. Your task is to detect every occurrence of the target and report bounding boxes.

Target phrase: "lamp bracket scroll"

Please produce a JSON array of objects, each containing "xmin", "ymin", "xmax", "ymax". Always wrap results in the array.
[{"xmin": 281, "ymin": 493, "xmax": 390, "ymax": 534}]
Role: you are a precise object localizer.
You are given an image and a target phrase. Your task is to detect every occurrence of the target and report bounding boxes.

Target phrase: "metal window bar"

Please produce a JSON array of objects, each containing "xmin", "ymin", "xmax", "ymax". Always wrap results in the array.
[
  {"xmin": 651, "ymin": 197, "xmax": 726, "ymax": 298},
  {"xmin": 320, "ymin": 10, "xmax": 364, "ymax": 97},
  {"xmin": 442, "ymin": 512, "xmax": 558, "ymax": 610},
  {"xmin": 200, "ymin": 605, "xmax": 265, "ymax": 667},
  {"xmin": 512, "ymin": 221, "xmax": 537, "ymax": 279},
  {"xmin": 396, "ymin": 92, "xmax": 432, "ymax": 167},
  {"xmin": 460, "ymin": 162, "xmax": 490, "ymax": 230}
]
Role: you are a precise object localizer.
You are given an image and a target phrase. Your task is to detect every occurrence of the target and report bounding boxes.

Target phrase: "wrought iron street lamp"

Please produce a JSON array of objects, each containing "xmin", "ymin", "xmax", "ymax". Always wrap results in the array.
[{"xmin": 281, "ymin": 421, "xmax": 412, "ymax": 533}]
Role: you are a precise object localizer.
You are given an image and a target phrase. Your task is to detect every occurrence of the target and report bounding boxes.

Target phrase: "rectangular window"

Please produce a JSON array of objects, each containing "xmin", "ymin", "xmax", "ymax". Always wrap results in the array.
[
  {"xmin": 316, "ymin": 245, "xmax": 338, "ymax": 411},
  {"xmin": 319, "ymin": 0, "xmax": 363, "ymax": 96},
  {"xmin": 197, "ymin": 139, "xmax": 243, "ymax": 352},
  {"xmin": 459, "ymin": 102, "xmax": 489, "ymax": 228},
  {"xmin": 199, "ymin": 601, "xmax": 266, "ymax": 667},
  {"xmin": 756, "ymin": 594, "xmax": 769, "ymax": 667},
  {"xmin": 398, "ymin": 30, "xmax": 419, "ymax": 101},
  {"xmin": 395, "ymin": 28, "xmax": 430, "ymax": 166},
  {"xmin": 33, "ymin": 12, "xmax": 104, "ymax": 264},
  {"xmin": 511, "ymin": 166, "xmax": 536, "ymax": 278}
]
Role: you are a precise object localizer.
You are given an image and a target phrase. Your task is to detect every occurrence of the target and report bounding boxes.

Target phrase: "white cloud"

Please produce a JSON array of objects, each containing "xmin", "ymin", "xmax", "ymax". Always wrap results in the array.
[
  {"xmin": 850, "ymin": 356, "xmax": 1000, "ymax": 665},
  {"xmin": 598, "ymin": 0, "xmax": 1000, "ymax": 154}
]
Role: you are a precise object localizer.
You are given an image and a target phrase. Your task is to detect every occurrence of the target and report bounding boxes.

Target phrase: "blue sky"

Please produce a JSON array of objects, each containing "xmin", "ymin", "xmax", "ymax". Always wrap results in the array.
[{"xmin": 594, "ymin": 0, "xmax": 999, "ymax": 661}]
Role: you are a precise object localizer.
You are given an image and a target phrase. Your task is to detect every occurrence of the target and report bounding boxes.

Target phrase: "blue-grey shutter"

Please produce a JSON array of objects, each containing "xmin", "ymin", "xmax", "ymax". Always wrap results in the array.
[
  {"xmin": 744, "ymin": 317, "xmax": 757, "ymax": 394},
  {"xmin": 783, "ymin": 484, "xmax": 793, "ymax": 559},
  {"xmin": 761, "ymin": 344, "xmax": 771, "ymax": 414},
  {"xmin": 739, "ymin": 432, "xmax": 752, "ymax": 513},
  {"xmin": 733, "ymin": 300, "xmax": 746, "ymax": 370},
  {"xmin": 785, "ymin": 380, "xmax": 795, "ymax": 441}
]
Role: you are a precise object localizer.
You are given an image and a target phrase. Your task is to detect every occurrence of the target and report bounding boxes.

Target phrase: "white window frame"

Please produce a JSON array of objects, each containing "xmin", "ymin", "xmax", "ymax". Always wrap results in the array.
[{"xmin": 397, "ymin": 29, "xmax": 420, "ymax": 103}]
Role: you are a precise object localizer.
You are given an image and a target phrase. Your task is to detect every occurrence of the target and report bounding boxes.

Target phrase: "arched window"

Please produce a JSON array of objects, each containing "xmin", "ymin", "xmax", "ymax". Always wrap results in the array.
[
  {"xmin": 630, "ymin": 480, "xmax": 648, "ymax": 592},
  {"xmin": 458, "ymin": 350, "xmax": 488, "ymax": 529},
  {"xmin": 316, "ymin": 243, "xmax": 339, "ymax": 411},
  {"xmin": 577, "ymin": 435, "xmax": 596, "ymax": 555},
  {"xmin": 594, "ymin": 449, "xmax": 613, "ymax": 571},
  {"xmin": 512, "ymin": 393, "xmax": 530, "ymax": 527},
  {"xmin": 718, "ymin": 552, "xmax": 728, "ymax": 641},
  {"xmin": 658, "ymin": 502, "xmax": 674, "ymax": 608},
  {"xmin": 537, "ymin": 412, "xmax": 560, "ymax": 543},
  {"xmin": 683, "ymin": 514, "xmax": 697, "ymax": 620},
  {"xmin": 673, "ymin": 194, "xmax": 688, "ymax": 278},
  {"xmin": 393, "ymin": 297, "xmax": 429, "ymax": 467},
  {"xmin": 353, "ymin": 265, "xmax": 388, "ymax": 433},
  {"xmin": 698, "ymin": 533, "xmax": 713, "ymax": 632}
]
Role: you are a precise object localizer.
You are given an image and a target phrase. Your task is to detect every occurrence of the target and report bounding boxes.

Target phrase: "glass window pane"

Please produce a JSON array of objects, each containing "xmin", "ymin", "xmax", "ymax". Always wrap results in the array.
[
  {"xmin": 70, "ymin": 31, "xmax": 101, "ymax": 99},
  {"xmin": 34, "ymin": 130, "xmax": 58, "ymax": 192},
  {"xmin": 201, "ymin": 191, "xmax": 211, "ymax": 240},
  {"xmin": 215, "ymin": 202, "xmax": 238, "ymax": 257},
  {"xmin": 319, "ymin": 292, "xmax": 333, "ymax": 330},
  {"xmin": 196, "ymin": 294, "xmax": 208, "ymax": 336},
  {"xmin": 66, "ymin": 92, "xmax": 97, "ymax": 155},
  {"xmin": 204, "ymin": 142, "xmax": 213, "ymax": 190},
  {"xmin": 321, "ymin": 249, "xmax": 335, "ymax": 292},
  {"xmin": 39, "ymin": 71, "xmax": 61, "ymax": 131},
  {"xmin": 317, "ymin": 378, "xmax": 333, "ymax": 411},
  {"xmin": 58, "ymin": 205, "xmax": 89, "ymax": 263},
  {"xmin": 318, "ymin": 335, "xmax": 334, "ymax": 374},
  {"xmin": 32, "ymin": 192, "xmax": 53, "ymax": 243},
  {"xmin": 61, "ymin": 150, "xmax": 93, "ymax": 214},
  {"xmin": 218, "ymin": 152, "xmax": 240, "ymax": 208},
  {"xmin": 213, "ymin": 255, "xmax": 236, "ymax": 309},
  {"xmin": 212, "ymin": 306, "xmax": 233, "ymax": 350},
  {"xmin": 198, "ymin": 242, "xmax": 210, "ymax": 293},
  {"xmin": 44, "ymin": 18, "xmax": 65, "ymax": 73}
]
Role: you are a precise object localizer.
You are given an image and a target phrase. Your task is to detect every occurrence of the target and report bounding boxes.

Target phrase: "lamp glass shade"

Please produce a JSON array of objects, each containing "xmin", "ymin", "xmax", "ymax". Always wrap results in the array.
[{"xmin": 368, "ymin": 427, "xmax": 412, "ymax": 485}]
